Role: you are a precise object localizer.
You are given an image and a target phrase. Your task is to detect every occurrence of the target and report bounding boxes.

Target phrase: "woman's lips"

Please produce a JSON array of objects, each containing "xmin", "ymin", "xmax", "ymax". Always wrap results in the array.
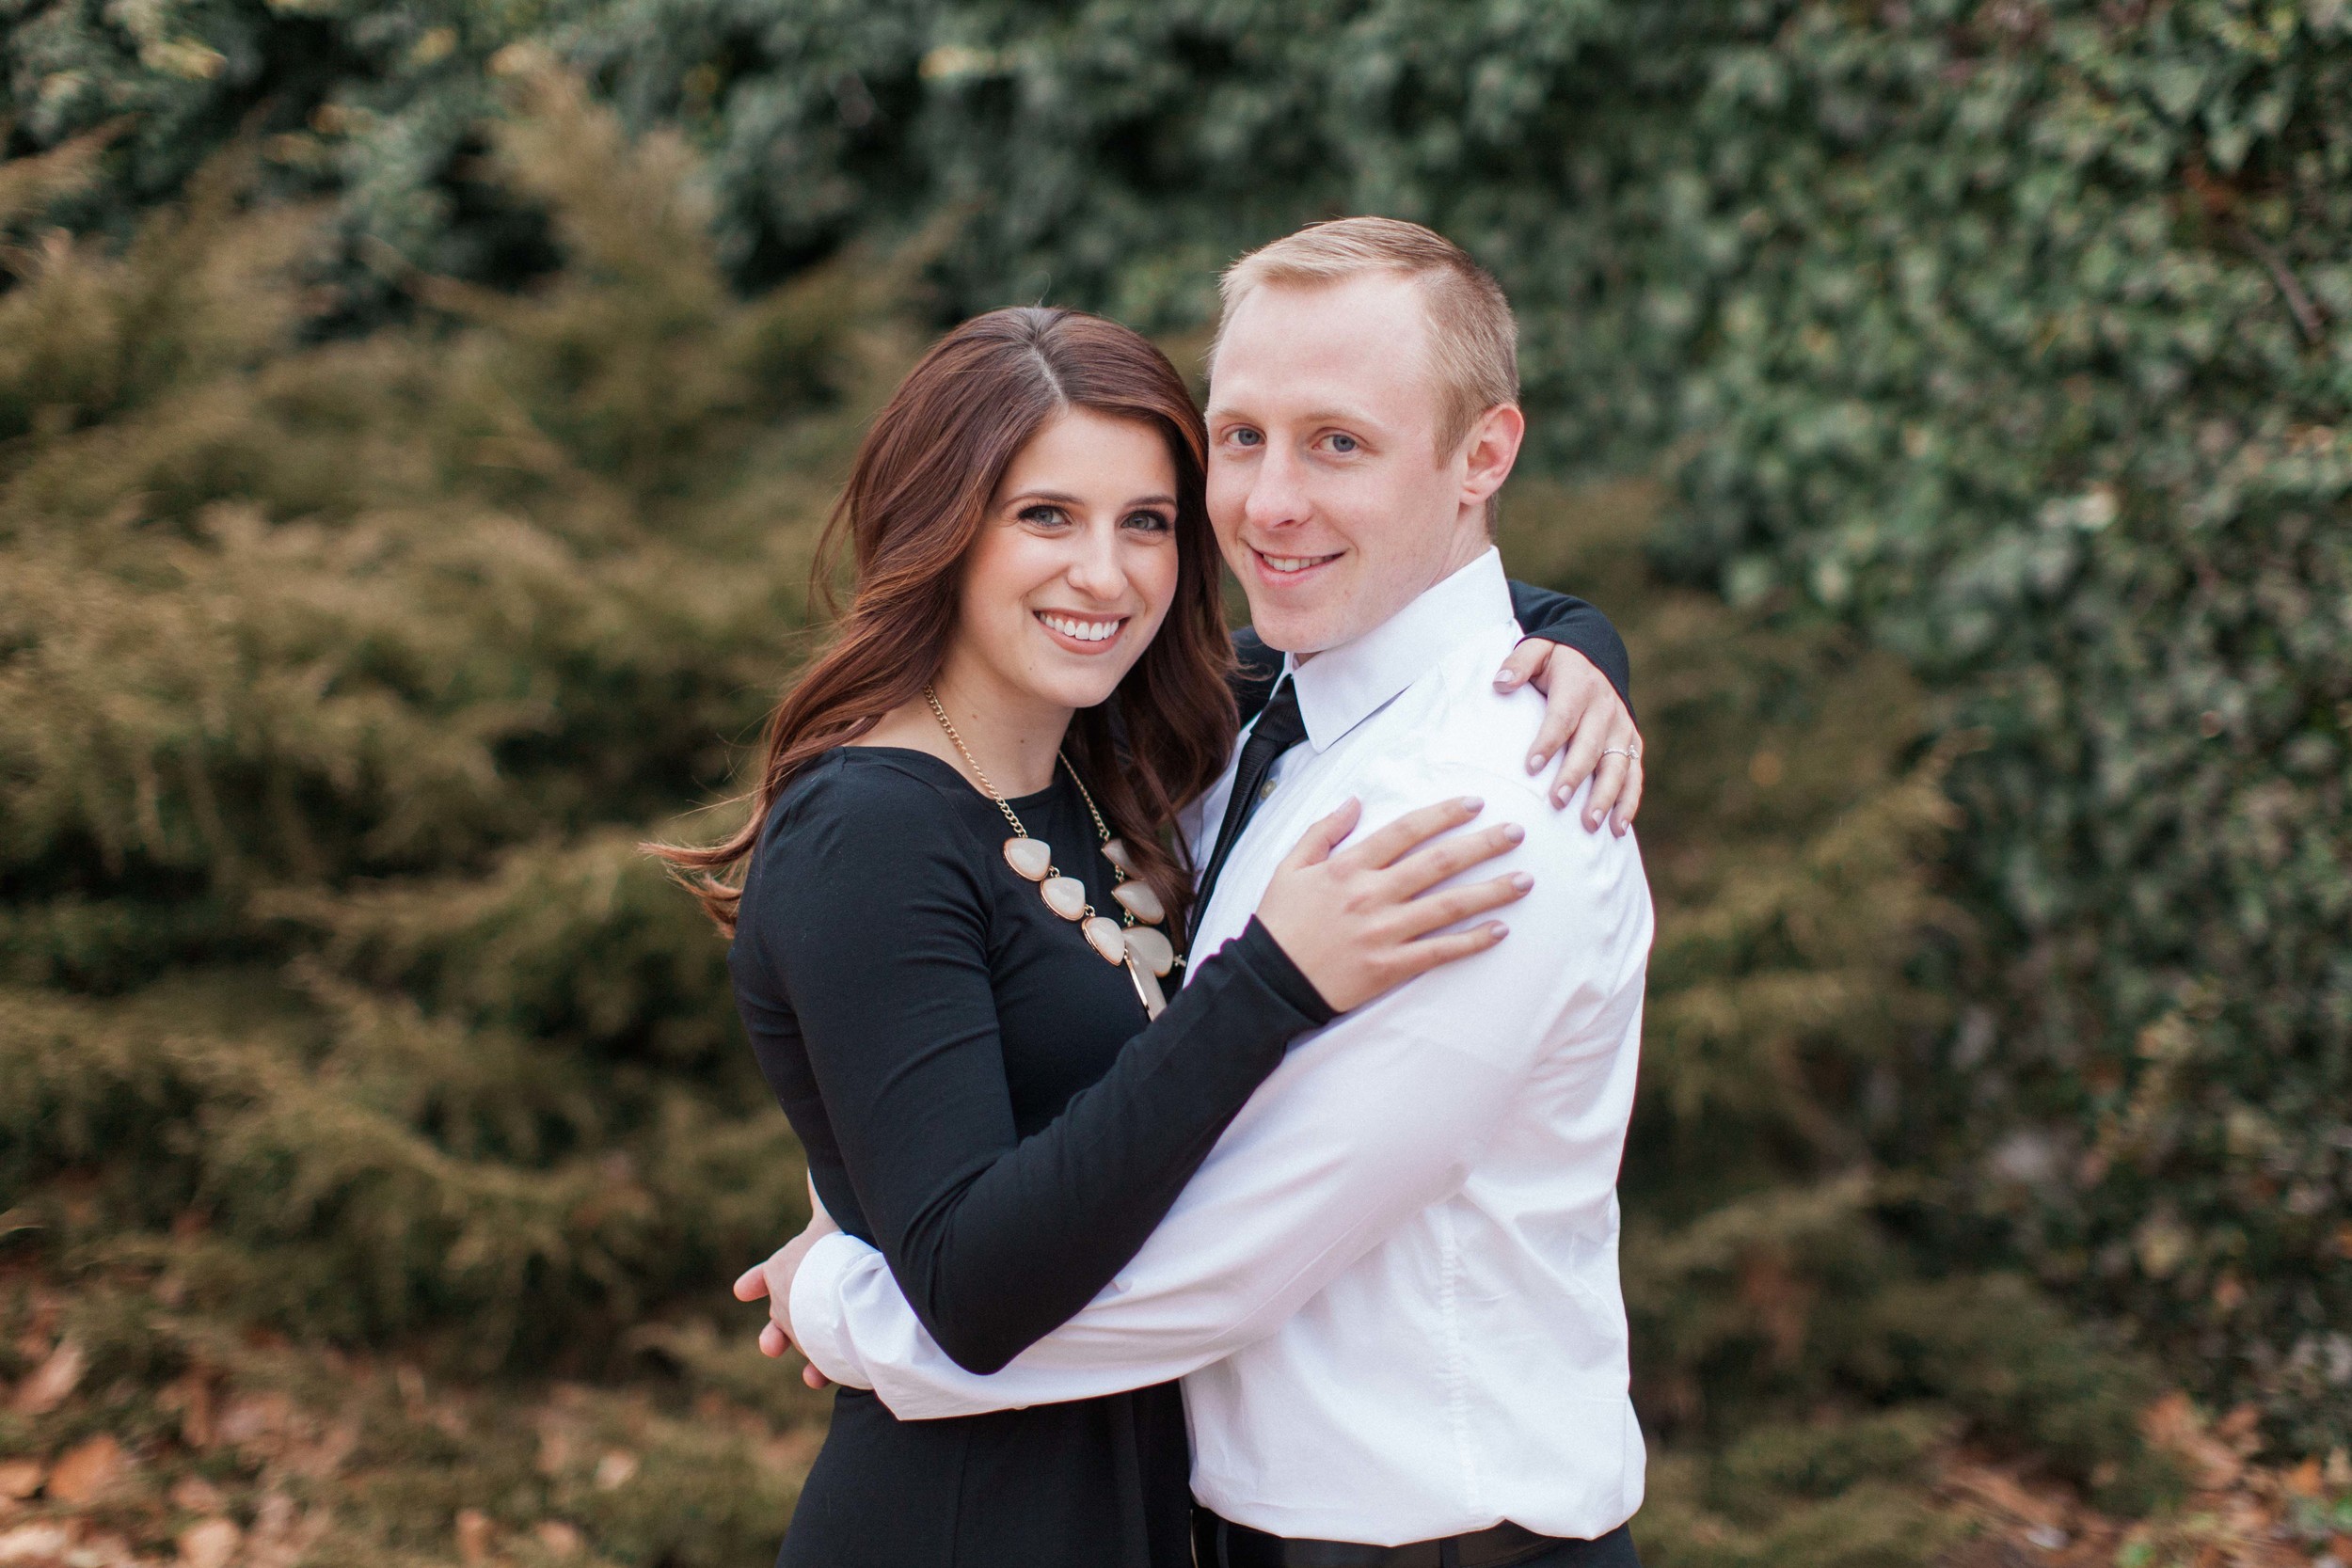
[{"xmin": 1035, "ymin": 610, "xmax": 1129, "ymax": 652}]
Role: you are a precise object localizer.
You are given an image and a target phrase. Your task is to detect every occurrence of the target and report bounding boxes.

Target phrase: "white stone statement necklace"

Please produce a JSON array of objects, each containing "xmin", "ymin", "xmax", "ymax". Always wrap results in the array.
[{"xmin": 923, "ymin": 685, "xmax": 1179, "ymax": 1018}]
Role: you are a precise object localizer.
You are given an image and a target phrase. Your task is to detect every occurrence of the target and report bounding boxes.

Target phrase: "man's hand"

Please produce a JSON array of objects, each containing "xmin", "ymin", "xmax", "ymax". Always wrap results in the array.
[
  {"xmin": 734, "ymin": 1178, "xmax": 841, "ymax": 1389},
  {"xmin": 1492, "ymin": 641, "xmax": 1645, "ymax": 835}
]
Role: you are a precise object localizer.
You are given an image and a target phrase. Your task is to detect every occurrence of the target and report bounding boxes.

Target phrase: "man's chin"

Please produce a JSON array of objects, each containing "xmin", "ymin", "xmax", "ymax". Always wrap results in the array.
[{"xmin": 1244, "ymin": 606, "xmax": 1343, "ymax": 658}]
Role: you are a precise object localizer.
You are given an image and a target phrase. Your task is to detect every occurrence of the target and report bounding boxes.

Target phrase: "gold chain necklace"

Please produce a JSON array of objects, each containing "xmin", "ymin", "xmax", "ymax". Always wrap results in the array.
[{"xmin": 923, "ymin": 685, "xmax": 1179, "ymax": 1016}]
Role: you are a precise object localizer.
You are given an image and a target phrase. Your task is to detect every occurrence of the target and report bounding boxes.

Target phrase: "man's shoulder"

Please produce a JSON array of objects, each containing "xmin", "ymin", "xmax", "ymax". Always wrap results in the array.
[
  {"xmin": 1370, "ymin": 623, "xmax": 1549, "ymax": 791},
  {"xmin": 1358, "ymin": 626, "xmax": 1640, "ymax": 865}
]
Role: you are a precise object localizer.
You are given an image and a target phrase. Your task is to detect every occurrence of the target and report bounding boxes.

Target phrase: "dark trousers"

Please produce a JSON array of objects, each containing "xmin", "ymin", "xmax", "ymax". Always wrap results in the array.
[
  {"xmin": 1515, "ymin": 1527, "xmax": 1641, "ymax": 1568},
  {"xmin": 1191, "ymin": 1517, "xmax": 1639, "ymax": 1568}
]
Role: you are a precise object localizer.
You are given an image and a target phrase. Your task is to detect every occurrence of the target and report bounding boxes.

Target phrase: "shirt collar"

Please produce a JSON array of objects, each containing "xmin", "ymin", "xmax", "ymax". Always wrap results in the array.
[{"xmin": 1282, "ymin": 546, "xmax": 1515, "ymax": 752}]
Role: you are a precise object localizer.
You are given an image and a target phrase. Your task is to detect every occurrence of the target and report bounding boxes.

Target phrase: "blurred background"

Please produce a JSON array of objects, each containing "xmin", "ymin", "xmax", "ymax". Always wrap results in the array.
[{"xmin": 2, "ymin": 4, "xmax": 2347, "ymax": 1565}]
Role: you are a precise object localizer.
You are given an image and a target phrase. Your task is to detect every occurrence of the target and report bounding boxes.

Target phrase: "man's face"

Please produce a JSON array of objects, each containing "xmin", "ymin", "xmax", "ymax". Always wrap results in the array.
[{"xmin": 1204, "ymin": 272, "xmax": 1496, "ymax": 656}]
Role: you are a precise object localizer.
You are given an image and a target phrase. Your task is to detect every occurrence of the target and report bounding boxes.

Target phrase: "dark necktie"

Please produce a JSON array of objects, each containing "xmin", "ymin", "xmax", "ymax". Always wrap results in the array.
[{"xmin": 1191, "ymin": 677, "xmax": 1308, "ymax": 944}]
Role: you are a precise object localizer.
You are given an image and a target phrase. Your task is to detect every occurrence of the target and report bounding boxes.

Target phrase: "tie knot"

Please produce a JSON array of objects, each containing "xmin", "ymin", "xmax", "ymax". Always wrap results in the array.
[{"xmin": 1245, "ymin": 678, "xmax": 1307, "ymax": 760}]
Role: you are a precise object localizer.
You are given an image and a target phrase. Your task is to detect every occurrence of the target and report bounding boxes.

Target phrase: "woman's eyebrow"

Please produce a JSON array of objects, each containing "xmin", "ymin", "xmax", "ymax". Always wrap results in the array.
[{"xmin": 1000, "ymin": 489, "xmax": 1177, "ymax": 510}]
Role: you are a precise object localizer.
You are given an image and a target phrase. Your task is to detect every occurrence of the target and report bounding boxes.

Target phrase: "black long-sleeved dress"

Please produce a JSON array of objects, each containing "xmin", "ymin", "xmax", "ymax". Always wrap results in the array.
[{"xmin": 728, "ymin": 585, "xmax": 1626, "ymax": 1568}]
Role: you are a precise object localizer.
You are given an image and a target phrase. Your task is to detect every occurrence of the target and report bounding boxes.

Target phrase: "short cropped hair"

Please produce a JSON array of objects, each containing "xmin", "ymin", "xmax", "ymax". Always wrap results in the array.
[{"xmin": 1214, "ymin": 215, "xmax": 1520, "ymax": 459}]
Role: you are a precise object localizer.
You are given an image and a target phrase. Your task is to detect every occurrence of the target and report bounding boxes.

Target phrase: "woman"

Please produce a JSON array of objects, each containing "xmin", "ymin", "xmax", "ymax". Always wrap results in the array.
[{"xmin": 660, "ymin": 308, "xmax": 1634, "ymax": 1567}]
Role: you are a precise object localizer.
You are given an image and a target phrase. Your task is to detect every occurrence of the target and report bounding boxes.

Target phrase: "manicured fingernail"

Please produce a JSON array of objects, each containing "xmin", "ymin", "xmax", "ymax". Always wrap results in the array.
[
  {"xmin": 1526, "ymin": 752, "xmax": 1546, "ymax": 773},
  {"xmin": 1489, "ymin": 922, "xmax": 1510, "ymax": 939},
  {"xmin": 1503, "ymin": 824, "xmax": 1525, "ymax": 844},
  {"xmin": 1460, "ymin": 796, "xmax": 1484, "ymax": 812},
  {"xmin": 1496, "ymin": 672, "xmax": 1519, "ymax": 689},
  {"xmin": 1511, "ymin": 873, "xmax": 1534, "ymax": 891}
]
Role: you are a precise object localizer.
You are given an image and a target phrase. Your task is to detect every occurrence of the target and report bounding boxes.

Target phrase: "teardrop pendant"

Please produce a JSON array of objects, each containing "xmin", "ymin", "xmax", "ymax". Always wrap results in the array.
[
  {"xmin": 1110, "ymin": 880, "xmax": 1165, "ymax": 925},
  {"xmin": 1041, "ymin": 877, "xmax": 1088, "ymax": 921},
  {"xmin": 1082, "ymin": 915, "xmax": 1128, "ymax": 964},
  {"xmin": 1122, "ymin": 925, "xmax": 1175, "ymax": 978},
  {"xmin": 1101, "ymin": 838, "xmax": 1136, "ymax": 877},
  {"xmin": 1004, "ymin": 837, "xmax": 1053, "ymax": 881}
]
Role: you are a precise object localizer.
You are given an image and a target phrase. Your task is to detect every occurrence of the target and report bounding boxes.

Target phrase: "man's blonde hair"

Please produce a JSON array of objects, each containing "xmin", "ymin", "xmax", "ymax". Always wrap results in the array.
[{"xmin": 1214, "ymin": 215, "xmax": 1520, "ymax": 461}]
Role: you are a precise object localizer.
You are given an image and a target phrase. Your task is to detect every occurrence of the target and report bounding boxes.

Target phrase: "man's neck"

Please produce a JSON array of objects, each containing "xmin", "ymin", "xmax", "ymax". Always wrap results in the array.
[{"xmin": 1292, "ymin": 515, "xmax": 1493, "ymax": 666}]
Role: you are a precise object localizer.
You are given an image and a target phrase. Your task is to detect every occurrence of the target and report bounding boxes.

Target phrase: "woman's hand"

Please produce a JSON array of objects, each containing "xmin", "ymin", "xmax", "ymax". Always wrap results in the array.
[
  {"xmin": 733, "ymin": 1175, "xmax": 841, "ymax": 1388},
  {"xmin": 1491, "ymin": 641, "xmax": 1645, "ymax": 834},
  {"xmin": 1253, "ymin": 797, "xmax": 1534, "ymax": 1014}
]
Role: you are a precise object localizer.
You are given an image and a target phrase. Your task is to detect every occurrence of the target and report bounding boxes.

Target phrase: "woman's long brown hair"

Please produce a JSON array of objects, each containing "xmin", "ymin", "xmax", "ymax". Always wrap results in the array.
[{"xmin": 652, "ymin": 307, "xmax": 1237, "ymax": 937}]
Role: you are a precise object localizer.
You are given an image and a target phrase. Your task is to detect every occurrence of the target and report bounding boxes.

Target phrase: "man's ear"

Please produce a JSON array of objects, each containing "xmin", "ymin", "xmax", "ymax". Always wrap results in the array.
[{"xmin": 1459, "ymin": 404, "xmax": 1526, "ymax": 512}]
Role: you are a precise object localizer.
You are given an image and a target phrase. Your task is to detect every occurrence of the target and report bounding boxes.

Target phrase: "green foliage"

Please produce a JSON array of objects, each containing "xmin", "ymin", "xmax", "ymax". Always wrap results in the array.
[
  {"xmin": 0, "ymin": 60, "xmax": 871, "ymax": 1561},
  {"xmin": 0, "ymin": 71, "xmax": 889, "ymax": 1563}
]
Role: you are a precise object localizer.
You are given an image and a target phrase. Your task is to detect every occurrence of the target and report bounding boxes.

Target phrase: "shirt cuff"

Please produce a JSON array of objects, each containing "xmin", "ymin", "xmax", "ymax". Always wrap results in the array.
[{"xmin": 788, "ymin": 1230, "xmax": 878, "ymax": 1390}]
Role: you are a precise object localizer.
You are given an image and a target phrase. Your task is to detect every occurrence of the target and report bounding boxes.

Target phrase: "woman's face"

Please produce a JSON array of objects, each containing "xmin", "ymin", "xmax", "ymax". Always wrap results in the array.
[{"xmin": 949, "ymin": 407, "xmax": 1183, "ymax": 718}]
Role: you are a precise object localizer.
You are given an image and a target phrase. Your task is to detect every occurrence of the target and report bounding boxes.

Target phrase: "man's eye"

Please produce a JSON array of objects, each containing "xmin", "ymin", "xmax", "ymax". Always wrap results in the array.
[
  {"xmin": 1229, "ymin": 428, "xmax": 1263, "ymax": 448},
  {"xmin": 1327, "ymin": 434, "xmax": 1359, "ymax": 454}
]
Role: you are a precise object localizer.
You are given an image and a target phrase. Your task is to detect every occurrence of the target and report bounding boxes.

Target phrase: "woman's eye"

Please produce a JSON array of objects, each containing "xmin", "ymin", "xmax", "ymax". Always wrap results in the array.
[
  {"xmin": 1123, "ymin": 510, "xmax": 1173, "ymax": 534},
  {"xmin": 1018, "ymin": 505, "xmax": 1071, "ymax": 529}
]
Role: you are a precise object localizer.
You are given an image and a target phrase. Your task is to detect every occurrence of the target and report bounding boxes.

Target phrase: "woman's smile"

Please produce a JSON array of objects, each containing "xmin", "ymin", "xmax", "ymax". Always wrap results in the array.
[{"xmin": 1035, "ymin": 609, "xmax": 1130, "ymax": 650}]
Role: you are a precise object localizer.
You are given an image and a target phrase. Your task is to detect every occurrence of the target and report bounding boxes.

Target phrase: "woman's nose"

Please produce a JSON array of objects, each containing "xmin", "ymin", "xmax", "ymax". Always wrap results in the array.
[{"xmin": 1064, "ymin": 518, "xmax": 1126, "ymax": 597}]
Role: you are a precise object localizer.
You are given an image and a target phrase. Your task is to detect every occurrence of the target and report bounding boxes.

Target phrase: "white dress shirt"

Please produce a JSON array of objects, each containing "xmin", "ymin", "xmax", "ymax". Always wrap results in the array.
[{"xmin": 788, "ymin": 548, "xmax": 1654, "ymax": 1545}]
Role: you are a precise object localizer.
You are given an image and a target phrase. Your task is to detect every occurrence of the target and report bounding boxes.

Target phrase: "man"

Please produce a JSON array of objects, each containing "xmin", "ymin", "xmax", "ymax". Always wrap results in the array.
[{"xmin": 771, "ymin": 218, "xmax": 1652, "ymax": 1565}]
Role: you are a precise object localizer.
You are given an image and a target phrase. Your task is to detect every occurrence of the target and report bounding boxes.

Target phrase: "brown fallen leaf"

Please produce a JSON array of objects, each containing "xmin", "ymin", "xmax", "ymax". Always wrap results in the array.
[
  {"xmin": 0, "ymin": 1522, "xmax": 74, "ymax": 1560},
  {"xmin": 177, "ymin": 1518, "xmax": 240, "ymax": 1568},
  {"xmin": 533, "ymin": 1520, "xmax": 584, "ymax": 1560},
  {"xmin": 11, "ymin": 1339, "xmax": 85, "ymax": 1416},
  {"xmin": 454, "ymin": 1507, "xmax": 496, "ymax": 1565},
  {"xmin": 0, "ymin": 1463, "xmax": 40, "ymax": 1502},
  {"xmin": 168, "ymin": 1476, "xmax": 224, "ymax": 1513},
  {"xmin": 45, "ymin": 1435, "xmax": 130, "ymax": 1504}
]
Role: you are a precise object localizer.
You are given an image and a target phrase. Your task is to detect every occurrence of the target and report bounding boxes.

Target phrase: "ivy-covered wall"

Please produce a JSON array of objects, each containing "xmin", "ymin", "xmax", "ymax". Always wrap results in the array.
[{"xmin": 8, "ymin": 0, "xmax": 2347, "ymax": 1450}]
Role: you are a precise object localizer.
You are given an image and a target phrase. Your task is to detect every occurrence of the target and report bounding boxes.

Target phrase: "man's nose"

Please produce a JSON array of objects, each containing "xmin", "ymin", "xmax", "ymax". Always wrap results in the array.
[{"xmin": 1244, "ymin": 444, "xmax": 1309, "ymax": 531}]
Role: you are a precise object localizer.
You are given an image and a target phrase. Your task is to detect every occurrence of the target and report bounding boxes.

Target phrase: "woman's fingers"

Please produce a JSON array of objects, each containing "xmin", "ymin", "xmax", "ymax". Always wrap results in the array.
[
  {"xmin": 1584, "ymin": 752, "xmax": 1631, "ymax": 832},
  {"xmin": 733, "ymin": 1262, "xmax": 771, "ymax": 1303},
  {"xmin": 1336, "ymin": 796, "xmax": 1484, "ymax": 871},
  {"xmin": 758, "ymin": 1321, "xmax": 788, "ymax": 1359},
  {"xmin": 1385, "ymin": 819, "xmax": 1525, "ymax": 897},
  {"xmin": 1610, "ymin": 759, "xmax": 1645, "ymax": 835},
  {"xmin": 1395, "ymin": 871, "xmax": 1534, "ymax": 940},
  {"xmin": 1521, "ymin": 644, "xmax": 1601, "ymax": 775},
  {"xmin": 1278, "ymin": 796, "xmax": 1362, "ymax": 871},
  {"xmin": 1492, "ymin": 639, "xmax": 1550, "ymax": 696},
  {"xmin": 1581, "ymin": 712, "xmax": 1645, "ymax": 830},
  {"xmin": 1387, "ymin": 920, "xmax": 1512, "ymax": 982},
  {"xmin": 1548, "ymin": 715, "xmax": 1610, "ymax": 810}
]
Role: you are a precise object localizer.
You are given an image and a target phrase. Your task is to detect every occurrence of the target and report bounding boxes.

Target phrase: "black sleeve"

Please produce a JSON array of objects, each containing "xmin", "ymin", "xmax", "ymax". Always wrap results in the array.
[
  {"xmin": 1507, "ymin": 578, "xmax": 1634, "ymax": 719},
  {"xmin": 743, "ymin": 775, "xmax": 1334, "ymax": 1375}
]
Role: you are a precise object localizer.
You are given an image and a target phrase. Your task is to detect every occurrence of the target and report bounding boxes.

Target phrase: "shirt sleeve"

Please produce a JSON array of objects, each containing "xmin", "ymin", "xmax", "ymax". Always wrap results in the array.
[
  {"xmin": 1505, "ymin": 579, "xmax": 1634, "ymax": 720},
  {"xmin": 743, "ymin": 767, "xmax": 1335, "ymax": 1376},
  {"xmin": 789, "ymin": 758, "xmax": 1653, "ymax": 1418}
]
